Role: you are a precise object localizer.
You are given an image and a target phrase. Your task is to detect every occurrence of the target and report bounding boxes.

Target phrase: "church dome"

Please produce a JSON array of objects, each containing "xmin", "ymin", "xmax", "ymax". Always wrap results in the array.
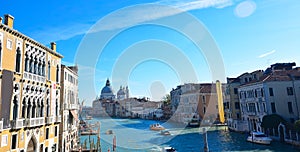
[
  {"xmin": 101, "ymin": 79, "xmax": 114, "ymax": 94},
  {"xmin": 117, "ymin": 86, "xmax": 126, "ymax": 95}
]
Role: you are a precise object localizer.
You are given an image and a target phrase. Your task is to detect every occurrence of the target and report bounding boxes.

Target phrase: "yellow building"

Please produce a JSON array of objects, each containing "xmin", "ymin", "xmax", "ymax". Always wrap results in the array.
[{"xmin": 0, "ymin": 14, "xmax": 63, "ymax": 152}]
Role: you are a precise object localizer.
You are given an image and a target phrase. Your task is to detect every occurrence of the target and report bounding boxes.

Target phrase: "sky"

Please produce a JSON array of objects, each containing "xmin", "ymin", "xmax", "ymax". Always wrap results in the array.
[{"xmin": 1, "ymin": 0, "xmax": 300, "ymax": 105}]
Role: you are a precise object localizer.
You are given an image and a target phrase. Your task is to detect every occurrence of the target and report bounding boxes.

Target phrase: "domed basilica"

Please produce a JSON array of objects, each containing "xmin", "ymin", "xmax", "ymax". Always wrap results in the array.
[{"xmin": 100, "ymin": 79, "xmax": 129, "ymax": 100}]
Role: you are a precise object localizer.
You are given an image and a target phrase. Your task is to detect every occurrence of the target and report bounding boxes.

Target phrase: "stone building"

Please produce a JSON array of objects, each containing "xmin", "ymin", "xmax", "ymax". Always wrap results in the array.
[
  {"xmin": 0, "ymin": 14, "xmax": 62, "ymax": 152},
  {"xmin": 59, "ymin": 65, "xmax": 79, "ymax": 152}
]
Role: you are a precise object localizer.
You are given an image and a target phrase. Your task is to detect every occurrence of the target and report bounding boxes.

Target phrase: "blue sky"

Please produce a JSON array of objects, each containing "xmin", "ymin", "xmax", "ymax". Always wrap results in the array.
[{"xmin": 1, "ymin": 0, "xmax": 300, "ymax": 105}]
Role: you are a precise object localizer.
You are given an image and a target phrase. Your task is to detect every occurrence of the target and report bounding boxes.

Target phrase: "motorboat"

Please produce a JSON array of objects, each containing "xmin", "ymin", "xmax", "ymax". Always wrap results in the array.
[
  {"xmin": 164, "ymin": 147, "xmax": 177, "ymax": 152},
  {"xmin": 85, "ymin": 115, "xmax": 93, "ymax": 120},
  {"xmin": 150, "ymin": 123, "xmax": 165, "ymax": 131},
  {"xmin": 106, "ymin": 129, "xmax": 113, "ymax": 135},
  {"xmin": 247, "ymin": 131, "xmax": 272, "ymax": 145},
  {"xmin": 187, "ymin": 117, "xmax": 200, "ymax": 128},
  {"xmin": 160, "ymin": 130, "xmax": 171, "ymax": 135}
]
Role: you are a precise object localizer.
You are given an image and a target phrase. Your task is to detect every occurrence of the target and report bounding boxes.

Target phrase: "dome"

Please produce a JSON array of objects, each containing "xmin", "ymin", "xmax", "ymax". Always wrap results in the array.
[
  {"xmin": 117, "ymin": 87, "xmax": 125, "ymax": 95},
  {"xmin": 101, "ymin": 79, "xmax": 113, "ymax": 94},
  {"xmin": 101, "ymin": 86, "xmax": 113, "ymax": 94}
]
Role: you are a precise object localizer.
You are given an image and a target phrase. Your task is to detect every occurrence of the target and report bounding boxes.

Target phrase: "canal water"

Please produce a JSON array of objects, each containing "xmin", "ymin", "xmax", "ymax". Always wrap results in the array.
[{"xmin": 80, "ymin": 118, "xmax": 300, "ymax": 152}]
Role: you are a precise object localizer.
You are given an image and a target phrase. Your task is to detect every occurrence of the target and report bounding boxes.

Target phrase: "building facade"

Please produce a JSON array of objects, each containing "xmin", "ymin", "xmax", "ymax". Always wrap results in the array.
[
  {"xmin": 0, "ymin": 14, "xmax": 62, "ymax": 152},
  {"xmin": 225, "ymin": 70, "xmax": 264, "ymax": 132},
  {"xmin": 59, "ymin": 65, "xmax": 79, "ymax": 152}
]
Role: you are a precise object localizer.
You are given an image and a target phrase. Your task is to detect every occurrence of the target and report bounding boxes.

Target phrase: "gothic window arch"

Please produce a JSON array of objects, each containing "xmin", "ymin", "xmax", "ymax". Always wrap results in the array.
[
  {"xmin": 40, "ymin": 99, "xmax": 44, "ymax": 117},
  {"xmin": 12, "ymin": 95, "xmax": 19, "ymax": 120},
  {"xmin": 29, "ymin": 55, "xmax": 34, "ymax": 73},
  {"xmin": 46, "ymin": 99, "xmax": 50, "ymax": 117},
  {"xmin": 56, "ymin": 65, "xmax": 60, "ymax": 83},
  {"xmin": 42, "ymin": 61, "xmax": 46, "ymax": 76},
  {"xmin": 55, "ymin": 100, "xmax": 58, "ymax": 116},
  {"xmin": 34, "ymin": 57, "xmax": 38, "ymax": 74},
  {"xmin": 36, "ymin": 99, "xmax": 40, "ymax": 117},
  {"xmin": 21, "ymin": 98, "xmax": 27, "ymax": 118},
  {"xmin": 48, "ymin": 61, "xmax": 51, "ymax": 80},
  {"xmin": 24, "ymin": 54, "xmax": 29, "ymax": 72},
  {"xmin": 27, "ymin": 98, "xmax": 31, "ymax": 118},
  {"xmin": 32, "ymin": 99, "xmax": 36, "ymax": 118},
  {"xmin": 15, "ymin": 47, "xmax": 21, "ymax": 73}
]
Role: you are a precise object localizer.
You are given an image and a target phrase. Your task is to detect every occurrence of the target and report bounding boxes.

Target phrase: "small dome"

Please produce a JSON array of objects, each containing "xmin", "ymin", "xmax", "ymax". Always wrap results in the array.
[{"xmin": 117, "ymin": 88, "xmax": 125, "ymax": 95}]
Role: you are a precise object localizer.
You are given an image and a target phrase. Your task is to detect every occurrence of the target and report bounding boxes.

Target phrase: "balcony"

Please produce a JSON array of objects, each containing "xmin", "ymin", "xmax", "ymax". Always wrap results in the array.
[
  {"xmin": 10, "ymin": 119, "xmax": 24, "ymax": 129},
  {"xmin": 64, "ymin": 103, "xmax": 79, "ymax": 110},
  {"xmin": 0, "ymin": 120, "xmax": 3, "ymax": 131},
  {"xmin": 25, "ymin": 117, "xmax": 45, "ymax": 127},
  {"xmin": 23, "ymin": 72, "xmax": 46, "ymax": 83},
  {"xmin": 46, "ymin": 116, "xmax": 54, "ymax": 124}
]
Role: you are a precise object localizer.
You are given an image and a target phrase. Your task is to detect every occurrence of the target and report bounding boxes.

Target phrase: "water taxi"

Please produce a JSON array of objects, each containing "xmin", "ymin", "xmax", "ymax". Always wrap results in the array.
[
  {"xmin": 164, "ymin": 147, "xmax": 177, "ymax": 152},
  {"xmin": 160, "ymin": 130, "xmax": 171, "ymax": 135},
  {"xmin": 106, "ymin": 129, "xmax": 114, "ymax": 135},
  {"xmin": 150, "ymin": 123, "xmax": 165, "ymax": 131},
  {"xmin": 247, "ymin": 131, "xmax": 272, "ymax": 145},
  {"xmin": 86, "ymin": 115, "xmax": 93, "ymax": 120}
]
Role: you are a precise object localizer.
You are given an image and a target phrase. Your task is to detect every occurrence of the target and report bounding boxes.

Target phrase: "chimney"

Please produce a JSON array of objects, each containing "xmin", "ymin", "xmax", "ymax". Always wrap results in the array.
[
  {"xmin": 50, "ymin": 42, "xmax": 56, "ymax": 52},
  {"xmin": 4, "ymin": 14, "xmax": 14, "ymax": 28}
]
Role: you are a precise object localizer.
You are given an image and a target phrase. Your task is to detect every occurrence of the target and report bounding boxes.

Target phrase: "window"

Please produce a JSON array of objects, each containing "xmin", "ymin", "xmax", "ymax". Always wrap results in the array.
[
  {"xmin": 288, "ymin": 102, "xmax": 293, "ymax": 113},
  {"xmin": 11, "ymin": 134, "xmax": 17, "ymax": 149},
  {"xmin": 48, "ymin": 61, "xmax": 51, "ymax": 80},
  {"xmin": 287, "ymin": 87, "xmax": 294, "ymax": 96},
  {"xmin": 269, "ymin": 88, "xmax": 274, "ymax": 96},
  {"xmin": 256, "ymin": 103, "xmax": 260, "ymax": 112},
  {"xmin": 45, "ymin": 147, "xmax": 48, "ymax": 152},
  {"xmin": 203, "ymin": 107, "xmax": 206, "ymax": 113},
  {"xmin": 15, "ymin": 48, "xmax": 21, "ymax": 72},
  {"xmin": 271, "ymin": 102, "xmax": 276, "ymax": 113},
  {"xmin": 1, "ymin": 135, "xmax": 8, "ymax": 147},
  {"xmin": 7, "ymin": 39, "xmax": 12, "ymax": 50},
  {"xmin": 263, "ymin": 103, "xmax": 266, "ymax": 112},
  {"xmin": 234, "ymin": 88, "xmax": 238, "ymax": 94},
  {"xmin": 56, "ymin": 65, "xmax": 60, "ymax": 83},
  {"xmin": 236, "ymin": 113, "xmax": 240, "ymax": 119},
  {"xmin": 234, "ymin": 102, "xmax": 240, "ymax": 109},
  {"xmin": 46, "ymin": 128, "xmax": 49, "ymax": 139},
  {"xmin": 55, "ymin": 126, "xmax": 58, "ymax": 137},
  {"xmin": 202, "ymin": 96, "xmax": 205, "ymax": 104}
]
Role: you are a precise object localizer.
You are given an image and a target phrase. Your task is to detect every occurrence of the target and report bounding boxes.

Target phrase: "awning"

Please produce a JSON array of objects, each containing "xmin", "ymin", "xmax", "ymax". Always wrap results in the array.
[{"xmin": 70, "ymin": 110, "xmax": 79, "ymax": 121}]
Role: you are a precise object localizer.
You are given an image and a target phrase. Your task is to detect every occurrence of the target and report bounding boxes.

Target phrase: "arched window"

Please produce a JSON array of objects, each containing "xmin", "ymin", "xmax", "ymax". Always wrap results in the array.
[
  {"xmin": 40, "ymin": 100, "xmax": 44, "ymax": 117},
  {"xmin": 24, "ymin": 54, "xmax": 29, "ymax": 72},
  {"xmin": 46, "ymin": 99, "xmax": 50, "ymax": 117},
  {"xmin": 34, "ymin": 59, "xmax": 38, "ymax": 74},
  {"xmin": 27, "ymin": 99, "xmax": 31, "ymax": 118},
  {"xmin": 32, "ymin": 100, "xmax": 36, "ymax": 118},
  {"xmin": 42, "ymin": 61, "xmax": 46, "ymax": 76},
  {"xmin": 21, "ymin": 98, "xmax": 27, "ymax": 118},
  {"xmin": 56, "ymin": 65, "xmax": 60, "ymax": 83},
  {"xmin": 38, "ymin": 61, "xmax": 42, "ymax": 75},
  {"xmin": 36, "ymin": 99, "xmax": 40, "ymax": 117},
  {"xmin": 29, "ymin": 57, "xmax": 34, "ymax": 73},
  {"xmin": 55, "ymin": 100, "xmax": 58, "ymax": 116},
  {"xmin": 15, "ymin": 47, "xmax": 21, "ymax": 72},
  {"xmin": 12, "ymin": 96, "xmax": 18, "ymax": 120},
  {"xmin": 48, "ymin": 61, "xmax": 51, "ymax": 80}
]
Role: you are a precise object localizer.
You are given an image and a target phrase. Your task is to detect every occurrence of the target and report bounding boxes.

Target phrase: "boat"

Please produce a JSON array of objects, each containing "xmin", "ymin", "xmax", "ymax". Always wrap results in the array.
[
  {"xmin": 163, "ymin": 147, "xmax": 177, "ymax": 152},
  {"xmin": 80, "ymin": 130, "xmax": 97, "ymax": 136},
  {"xmin": 150, "ymin": 123, "xmax": 165, "ymax": 131},
  {"xmin": 160, "ymin": 130, "xmax": 171, "ymax": 135},
  {"xmin": 106, "ymin": 129, "xmax": 113, "ymax": 135},
  {"xmin": 187, "ymin": 117, "xmax": 200, "ymax": 128},
  {"xmin": 246, "ymin": 131, "xmax": 272, "ymax": 145},
  {"xmin": 86, "ymin": 115, "xmax": 93, "ymax": 120}
]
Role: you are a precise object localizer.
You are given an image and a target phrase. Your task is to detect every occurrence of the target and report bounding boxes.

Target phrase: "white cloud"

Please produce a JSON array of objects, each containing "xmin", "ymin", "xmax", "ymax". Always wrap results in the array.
[
  {"xmin": 258, "ymin": 49, "xmax": 276, "ymax": 58},
  {"xmin": 89, "ymin": 0, "xmax": 234, "ymax": 32}
]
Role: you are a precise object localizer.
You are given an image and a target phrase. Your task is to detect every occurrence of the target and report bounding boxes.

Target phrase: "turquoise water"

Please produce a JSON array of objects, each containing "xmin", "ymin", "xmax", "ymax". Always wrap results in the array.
[{"xmin": 80, "ymin": 118, "xmax": 300, "ymax": 152}]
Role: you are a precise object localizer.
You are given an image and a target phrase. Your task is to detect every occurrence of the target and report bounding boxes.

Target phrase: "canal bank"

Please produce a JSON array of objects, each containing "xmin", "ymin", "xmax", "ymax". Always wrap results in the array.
[{"xmin": 80, "ymin": 117, "xmax": 300, "ymax": 152}]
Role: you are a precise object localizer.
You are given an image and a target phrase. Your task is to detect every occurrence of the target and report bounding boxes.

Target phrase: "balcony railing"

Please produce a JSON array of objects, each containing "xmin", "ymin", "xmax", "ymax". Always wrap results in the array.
[
  {"xmin": 25, "ymin": 117, "xmax": 45, "ymax": 127},
  {"xmin": 46, "ymin": 116, "xmax": 54, "ymax": 124},
  {"xmin": 10, "ymin": 119, "xmax": 24, "ymax": 129},
  {"xmin": 0, "ymin": 120, "xmax": 3, "ymax": 131},
  {"xmin": 23, "ymin": 72, "xmax": 46, "ymax": 83},
  {"xmin": 64, "ymin": 103, "xmax": 79, "ymax": 110}
]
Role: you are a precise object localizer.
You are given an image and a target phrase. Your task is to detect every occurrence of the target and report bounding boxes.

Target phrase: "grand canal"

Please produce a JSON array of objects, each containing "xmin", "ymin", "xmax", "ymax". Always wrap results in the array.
[{"xmin": 80, "ymin": 118, "xmax": 300, "ymax": 152}]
